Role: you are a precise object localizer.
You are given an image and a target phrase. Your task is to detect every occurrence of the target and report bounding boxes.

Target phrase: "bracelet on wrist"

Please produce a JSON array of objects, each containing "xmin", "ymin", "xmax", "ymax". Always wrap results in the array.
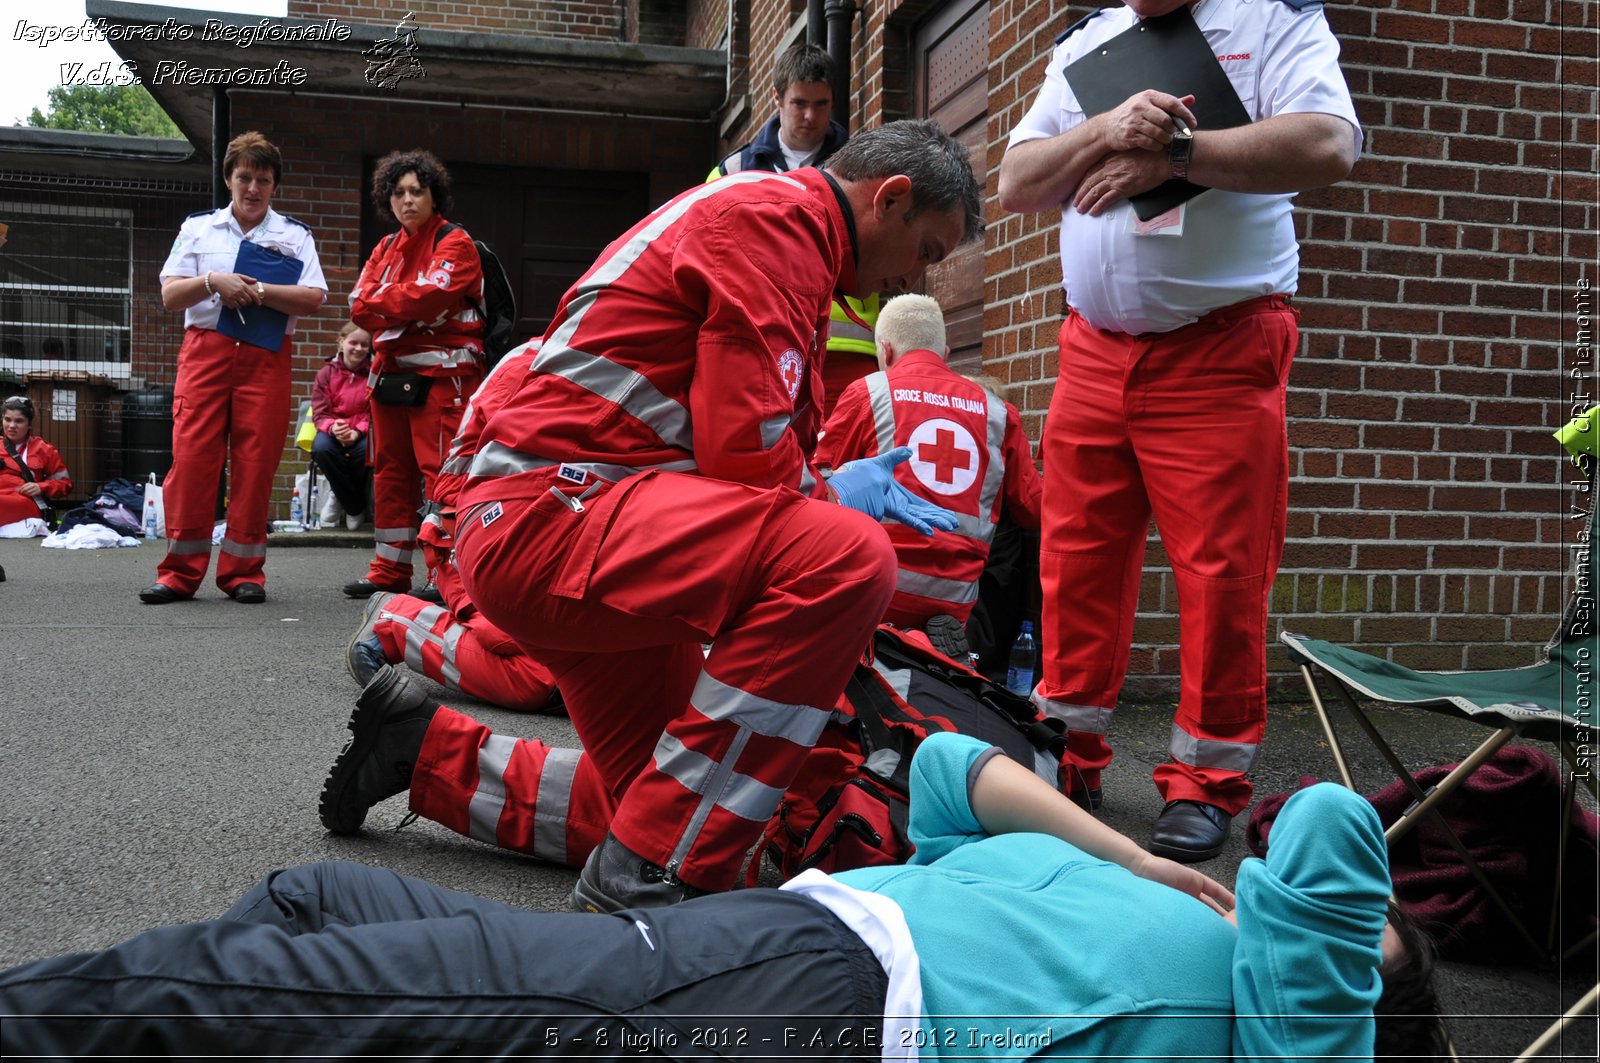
[{"xmin": 203, "ymin": 272, "xmax": 215, "ymax": 297}]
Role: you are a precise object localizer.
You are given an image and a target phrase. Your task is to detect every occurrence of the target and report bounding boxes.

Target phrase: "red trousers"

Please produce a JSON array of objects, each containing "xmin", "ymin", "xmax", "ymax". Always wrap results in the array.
[
  {"xmin": 449, "ymin": 471, "xmax": 895, "ymax": 890},
  {"xmin": 364, "ymin": 373, "xmax": 480, "ymax": 586},
  {"xmin": 373, "ymin": 592, "xmax": 559, "ymax": 713},
  {"xmin": 412, "ymin": 708, "xmax": 611, "ymax": 867},
  {"xmin": 1036, "ymin": 297, "xmax": 1296, "ymax": 814},
  {"xmin": 0, "ymin": 492, "xmax": 44, "ymax": 525},
  {"xmin": 155, "ymin": 327, "xmax": 292, "ymax": 596}
]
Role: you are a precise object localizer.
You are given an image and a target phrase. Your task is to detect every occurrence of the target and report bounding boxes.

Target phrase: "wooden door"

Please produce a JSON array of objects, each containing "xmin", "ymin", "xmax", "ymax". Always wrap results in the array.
[{"xmin": 363, "ymin": 163, "xmax": 650, "ymax": 346}]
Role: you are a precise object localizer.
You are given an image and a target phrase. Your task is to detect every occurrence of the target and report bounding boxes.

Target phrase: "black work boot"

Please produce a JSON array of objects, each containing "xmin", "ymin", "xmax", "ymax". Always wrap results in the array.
[
  {"xmin": 345, "ymin": 591, "xmax": 396, "ymax": 686},
  {"xmin": 570, "ymin": 832, "xmax": 708, "ymax": 914},
  {"xmin": 318, "ymin": 666, "xmax": 436, "ymax": 834},
  {"xmin": 924, "ymin": 614, "xmax": 971, "ymax": 662}
]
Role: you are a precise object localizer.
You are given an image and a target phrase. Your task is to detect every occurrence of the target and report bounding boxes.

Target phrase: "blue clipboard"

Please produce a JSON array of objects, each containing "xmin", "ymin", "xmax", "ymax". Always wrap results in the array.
[{"xmin": 216, "ymin": 240, "xmax": 304, "ymax": 351}]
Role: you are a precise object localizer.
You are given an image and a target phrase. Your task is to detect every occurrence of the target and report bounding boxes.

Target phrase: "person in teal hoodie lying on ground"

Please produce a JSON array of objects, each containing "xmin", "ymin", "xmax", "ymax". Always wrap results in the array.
[{"xmin": 0, "ymin": 732, "xmax": 1444, "ymax": 1060}]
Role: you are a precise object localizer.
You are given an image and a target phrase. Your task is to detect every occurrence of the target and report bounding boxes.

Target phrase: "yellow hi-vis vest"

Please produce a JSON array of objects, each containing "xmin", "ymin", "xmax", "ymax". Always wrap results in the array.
[{"xmin": 829, "ymin": 292, "xmax": 879, "ymax": 356}]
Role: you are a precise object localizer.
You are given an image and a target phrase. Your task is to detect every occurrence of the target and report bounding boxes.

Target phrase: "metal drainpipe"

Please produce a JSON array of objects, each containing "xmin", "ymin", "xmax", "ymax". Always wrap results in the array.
[
  {"xmin": 807, "ymin": 0, "xmax": 825, "ymax": 46},
  {"xmin": 210, "ymin": 87, "xmax": 229, "ymax": 208},
  {"xmin": 824, "ymin": 0, "xmax": 856, "ymax": 126}
]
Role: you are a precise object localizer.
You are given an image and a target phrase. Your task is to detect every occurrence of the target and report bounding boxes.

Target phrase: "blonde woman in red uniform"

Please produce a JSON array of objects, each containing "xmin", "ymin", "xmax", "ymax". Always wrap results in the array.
[{"xmin": 343, "ymin": 150, "xmax": 485, "ymax": 599}]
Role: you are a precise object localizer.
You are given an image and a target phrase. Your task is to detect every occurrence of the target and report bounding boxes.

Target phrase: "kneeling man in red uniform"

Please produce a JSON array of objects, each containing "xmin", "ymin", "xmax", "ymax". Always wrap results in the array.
[{"xmin": 319, "ymin": 120, "xmax": 983, "ymax": 911}]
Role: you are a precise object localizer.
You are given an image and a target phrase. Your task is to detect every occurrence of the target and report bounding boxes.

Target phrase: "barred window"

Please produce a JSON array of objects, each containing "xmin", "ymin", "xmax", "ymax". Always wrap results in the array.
[{"xmin": 0, "ymin": 201, "xmax": 133, "ymax": 380}]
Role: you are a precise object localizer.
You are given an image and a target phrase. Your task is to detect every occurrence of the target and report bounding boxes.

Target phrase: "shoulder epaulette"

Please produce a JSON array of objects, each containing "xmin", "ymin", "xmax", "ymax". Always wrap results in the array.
[
  {"xmin": 279, "ymin": 214, "xmax": 312, "ymax": 231},
  {"xmin": 184, "ymin": 209, "xmax": 212, "ymax": 221},
  {"xmin": 1272, "ymin": 0, "xmax": 1325, "ymax": 9},
  {"xmin": 1055, "ymin": 8, "xmax": 1102, "ymax": 44}
]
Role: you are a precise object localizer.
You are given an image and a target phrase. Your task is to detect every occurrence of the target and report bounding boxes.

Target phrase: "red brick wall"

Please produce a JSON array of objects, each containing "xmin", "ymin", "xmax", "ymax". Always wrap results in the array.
[
  {"xmin": 631, "ymin": 0, "xmax": 689, "ymax": 45},
  {"xmin": 686, "ymin": 0, "xmax": 729, "ymax": 49},
  {"xmin": 287, "ymin": 0, "xmax": 624, "ymax": 41},
  {"xmin": 688, "ymin": 0, "xmax": 746, "ymax": 132},
  {"xmin": 741, "ymin": 0, "xmax": 1598, "ymax": 686},
  {"xmin": 1274, "ymin": 0, "xmax": 1596, "ymax": 675}
]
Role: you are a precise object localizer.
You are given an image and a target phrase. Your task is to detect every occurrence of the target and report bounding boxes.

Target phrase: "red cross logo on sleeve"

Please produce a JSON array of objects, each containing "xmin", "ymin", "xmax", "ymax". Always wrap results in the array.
[{"xmin": 919, "ymin": 428, "xmax": 972, "ymax": 484}]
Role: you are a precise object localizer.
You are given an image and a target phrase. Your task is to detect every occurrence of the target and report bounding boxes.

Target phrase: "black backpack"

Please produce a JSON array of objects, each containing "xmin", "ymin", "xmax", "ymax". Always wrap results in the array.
[
  {"xmin": 386, "ymin": 223, "xmax": 519, "ymax": 365},
  {"xmin": 750, "ymin": 625, "xmax": 1070, "ymax": 882}
]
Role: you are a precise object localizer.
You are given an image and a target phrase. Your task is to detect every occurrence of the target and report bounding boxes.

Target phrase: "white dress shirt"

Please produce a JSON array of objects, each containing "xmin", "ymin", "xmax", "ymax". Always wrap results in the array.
[
  {"xmin": 160, "ymin": 205, "xmax": 327, "ymax": 333},
  {"xmin": 1008, "ymin": 0, "xmax": 1362, "ymax": 334}
]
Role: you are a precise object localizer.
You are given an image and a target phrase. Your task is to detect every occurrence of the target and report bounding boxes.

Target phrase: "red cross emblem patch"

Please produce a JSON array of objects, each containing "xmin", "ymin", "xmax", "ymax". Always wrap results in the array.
[
  {"xmin": 777, "ymin": 348, "xmax": 805, "ymax": 401},
  {"xmin": 906, "ymin": 418, "xmax": 979, "ymax": 496}
]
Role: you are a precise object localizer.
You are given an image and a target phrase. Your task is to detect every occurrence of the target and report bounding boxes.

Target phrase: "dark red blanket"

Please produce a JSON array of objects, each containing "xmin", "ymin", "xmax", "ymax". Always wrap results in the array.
[{"xmin": 1247, "ymin": 745, "xmax": 1597, "ymax": 964}]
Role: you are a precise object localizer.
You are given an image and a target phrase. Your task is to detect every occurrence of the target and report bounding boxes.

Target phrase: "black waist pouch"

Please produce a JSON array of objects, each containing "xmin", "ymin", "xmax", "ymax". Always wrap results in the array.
[{"xmin": 371, "ymin": 372, "xmax": 433, "ymax": 407}]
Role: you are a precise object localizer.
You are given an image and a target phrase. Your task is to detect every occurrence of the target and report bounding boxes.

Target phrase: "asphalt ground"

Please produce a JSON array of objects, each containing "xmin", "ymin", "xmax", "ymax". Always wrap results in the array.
[{"xmin": 0, "ymin": 533, "xmax": 1595, "ymax": 1059}]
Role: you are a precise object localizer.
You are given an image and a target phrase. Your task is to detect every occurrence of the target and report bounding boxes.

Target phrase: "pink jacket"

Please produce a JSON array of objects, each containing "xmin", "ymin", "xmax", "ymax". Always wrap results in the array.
[{"xmin": 311, "ymin": 356, "xmax": 372, "ymax": 435}]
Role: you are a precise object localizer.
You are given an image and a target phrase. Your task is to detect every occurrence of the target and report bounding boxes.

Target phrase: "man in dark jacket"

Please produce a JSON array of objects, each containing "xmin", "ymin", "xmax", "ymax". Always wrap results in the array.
[
  {"xmin": 708, "ymin": 41, "xmax": 879, "ymax": 420},
  {"xmin": 707, "ymin": 43, "xmax": 846, "ymax": 180}
]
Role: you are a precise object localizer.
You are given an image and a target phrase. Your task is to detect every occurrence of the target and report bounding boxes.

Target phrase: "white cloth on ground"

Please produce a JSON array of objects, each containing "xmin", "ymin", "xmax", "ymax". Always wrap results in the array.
[
  {"xmin": 42, "ymin": 524, "xmax": 140, "ymax": 549},
  {"xmin": 0, "ymin": 517, "xmax": 48, "ymax": 538}
]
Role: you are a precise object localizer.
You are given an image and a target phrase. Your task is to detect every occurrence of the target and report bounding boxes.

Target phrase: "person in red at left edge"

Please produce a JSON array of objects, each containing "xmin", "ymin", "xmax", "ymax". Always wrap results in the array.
[
  {"xmin": 318, "ymin": 120, "xmax": 982, "ymax": 911},
  {"xmin": 141, "ymin": 131, "xmax": 327, "ymax": 605},
  {"xmin": 343, "ymin": 150, "xmax": 484, "ymax": 600},
  {"xmin": 0, "ymin": 395, "xmax": 72, "ymax": 527}
]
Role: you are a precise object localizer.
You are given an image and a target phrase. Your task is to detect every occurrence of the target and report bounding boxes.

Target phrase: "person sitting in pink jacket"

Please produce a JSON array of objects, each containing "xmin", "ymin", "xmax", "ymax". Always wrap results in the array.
[{"xmin": 310, "ymin": 323, "xmax": 372, "ymax": 529}]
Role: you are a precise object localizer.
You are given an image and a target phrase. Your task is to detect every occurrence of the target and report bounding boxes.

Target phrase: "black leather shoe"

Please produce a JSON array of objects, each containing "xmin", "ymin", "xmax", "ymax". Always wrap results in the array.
[
  {"xmin": 1149, "ymin": 800, "xmax": 1232, "ymax": 863},
  {"xmin": 346, "ymin": 591, "xmax": 396, "ymax": 686},
  {"xmin": 414, "ymin": 581, "xmax": 445, "ymax": 604},
  {"xmin": 570, "ymin": 833, "xmax": 708, "ymax": 914},
  {"xmin": 318, "ymin": 666, "xmax": 437, "ymax": 834},
  {"xmin": 139, "ymin": 583, "xmax": 186, "ymax": 604},
  {"xmin": 231, "ymin": 582, "xmax": 266, "ymax": 604},
  {"xmin": 343, "ymin": 577, "xmax": 409, "ymax": 599}
]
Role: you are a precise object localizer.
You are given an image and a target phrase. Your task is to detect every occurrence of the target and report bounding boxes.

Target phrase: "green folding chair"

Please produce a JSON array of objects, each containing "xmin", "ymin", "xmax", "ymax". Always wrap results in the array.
[{"xmin": 1280, "ymin": 418, "xmax": 1597, "ymax": 968}]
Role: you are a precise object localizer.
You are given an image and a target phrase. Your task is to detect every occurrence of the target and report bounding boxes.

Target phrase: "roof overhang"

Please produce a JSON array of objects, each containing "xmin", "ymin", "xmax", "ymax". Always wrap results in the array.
[
  {"xmin": 0, "ymin": 126, "xmax": 201, "ymax": 182},
  {"xmin": 86, "ymin": 1, "xmax": 728, "ymax": 155}
]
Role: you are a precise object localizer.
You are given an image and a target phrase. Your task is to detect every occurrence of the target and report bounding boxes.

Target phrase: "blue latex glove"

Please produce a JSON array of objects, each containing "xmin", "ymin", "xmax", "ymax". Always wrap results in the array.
[{"xmin": 828, "ymin": 446, "xmax": 960, "ymax": 536}]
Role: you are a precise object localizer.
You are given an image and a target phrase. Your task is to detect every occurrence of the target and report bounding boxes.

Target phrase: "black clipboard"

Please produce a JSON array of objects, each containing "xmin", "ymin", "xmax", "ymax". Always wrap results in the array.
[
  {"xmin": 216, "ymin": 240, "xmax": 304, "ymax": 351},
  {"xmin": 1064, "ymin": 7, "xmax": 1251, "ymax": 220}
]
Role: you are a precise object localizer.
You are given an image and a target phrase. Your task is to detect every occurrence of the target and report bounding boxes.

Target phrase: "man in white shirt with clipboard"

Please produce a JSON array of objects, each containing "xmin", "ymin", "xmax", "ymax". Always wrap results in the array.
[{"xmin": 998, "ymin": 0, "xmax": 1361, "ymax": 862}]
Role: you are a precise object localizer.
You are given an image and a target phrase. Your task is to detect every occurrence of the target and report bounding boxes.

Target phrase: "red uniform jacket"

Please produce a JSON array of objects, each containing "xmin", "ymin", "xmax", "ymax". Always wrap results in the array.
[
  {"xmin": 349, "ymin": 213, "xmax": 484, "ymax": 379},
  {"xmin": 461, "ymin": 169, "xmax": 853, "ymax": 508},
  {"xmin": 423, "ymin": 339, "xmax": 543, "ymax": 547},
  {"xmin": 0, "ymin": 434, "xmax": 72, "ymax": 501},
  {"xmin": 311, "ymin": 355, "xmax": 373, "ymax": 435},
  {"xmin": 816, "ymin": 349, "xmax": 1042, "ymax": 624}
]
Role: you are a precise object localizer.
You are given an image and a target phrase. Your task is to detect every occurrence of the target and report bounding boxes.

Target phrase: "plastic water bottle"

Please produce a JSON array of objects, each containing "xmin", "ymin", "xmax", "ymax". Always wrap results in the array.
[
  {"xmin": 143, "ymin": 499, "xmax": 158, "ymax": 540},
  {"xmin": 307, "ymin": 482, "xmax": 320, "ymax": 529},
  {"xmin": 289, "ymin": 489, "xmax": 304, "ymax": 528},
  {"xmin": 1006, "ymin": 621, "xmax": 1036, "ymax": 696}
]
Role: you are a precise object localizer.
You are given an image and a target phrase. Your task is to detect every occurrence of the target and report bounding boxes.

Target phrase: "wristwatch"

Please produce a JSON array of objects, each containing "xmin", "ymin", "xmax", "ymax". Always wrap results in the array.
[
  {"xmin": 255, "ymin": 281, "xmax": 266, "ymax": 298},
  {"xmin": 1167, "ymin": 127, "xmax": 1193, "ymax": 181}
]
